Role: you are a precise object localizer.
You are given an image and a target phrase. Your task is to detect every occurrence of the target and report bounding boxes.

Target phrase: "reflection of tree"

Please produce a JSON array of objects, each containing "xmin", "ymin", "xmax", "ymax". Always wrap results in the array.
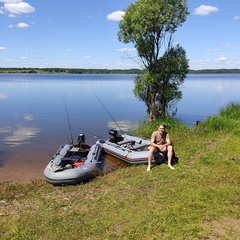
[{"xmin": 4, "ymin": 126, "xmax": 41, "ymax": 147}]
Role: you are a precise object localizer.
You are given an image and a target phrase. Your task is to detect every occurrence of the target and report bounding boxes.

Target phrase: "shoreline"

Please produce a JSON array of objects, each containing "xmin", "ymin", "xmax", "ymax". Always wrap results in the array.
[{"xmin": 0, "ymin": 158, "xmax": 47, "ymax": 184}]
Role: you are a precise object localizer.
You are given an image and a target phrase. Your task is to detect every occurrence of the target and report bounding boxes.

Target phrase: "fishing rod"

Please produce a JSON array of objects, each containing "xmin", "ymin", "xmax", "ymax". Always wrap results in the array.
[
  {"xmin": 62, "ymin": 95, "xmax": 74, "ymax": 145},
  {"xmin": 93, "ymin": 92, "xmax": 130, "ymax": 141},
  {"xmin": 71, "ymin": 124, "xmax": 104, "ymax": 139}
]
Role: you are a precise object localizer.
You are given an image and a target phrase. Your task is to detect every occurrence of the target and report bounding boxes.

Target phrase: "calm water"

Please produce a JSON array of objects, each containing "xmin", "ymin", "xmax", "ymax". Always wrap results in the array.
[{"xmin": 0, "ymin": 73, "xmax": 240, "ymax": 182}]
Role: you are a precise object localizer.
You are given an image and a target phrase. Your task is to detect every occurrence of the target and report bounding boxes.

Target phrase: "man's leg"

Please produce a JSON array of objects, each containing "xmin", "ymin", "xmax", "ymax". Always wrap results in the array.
[
  {"xmin": 147, "ymin": 146, "xmax": 156, "ymax": 171},
  {"xmin": 167, "ymin": 146, "xmax": 175, "ymax": 170}
]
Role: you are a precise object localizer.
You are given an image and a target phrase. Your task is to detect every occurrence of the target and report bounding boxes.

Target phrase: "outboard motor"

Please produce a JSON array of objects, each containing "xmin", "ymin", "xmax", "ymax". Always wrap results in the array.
[
  {"xmin": 108, "ymin": 129, "xmax": 124, "ymax": 143},
  {"xmin": 108, "ymin": 129, "xmax": 118, "ymax": 137},
  {"xmin": 78, "ymin": 133, "xmax": 85, "ymax": 148}
]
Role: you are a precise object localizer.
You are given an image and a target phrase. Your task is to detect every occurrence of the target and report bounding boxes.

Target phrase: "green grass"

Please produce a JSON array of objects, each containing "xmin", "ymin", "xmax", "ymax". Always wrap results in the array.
[{"xmin": 1, "ymin": 103, "xmax": 240, "ymax": 239}]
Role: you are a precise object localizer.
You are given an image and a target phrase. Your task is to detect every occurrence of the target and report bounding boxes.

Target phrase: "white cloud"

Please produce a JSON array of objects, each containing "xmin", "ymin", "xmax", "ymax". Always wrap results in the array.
[
  {"xmin": 8, "ymin": 21, "xmax": 30, "ymax": 28},
  {"xmin": 0, "ymin": 46, "xmax": 6, "ymax": 50},
  {"xmin": 193, "ymin": 5, "xmax": 219, "ymax": 16},
  {"xmin": 189, "ymin": 56, "xmax": 240, "ymax": 70},
  {"xmin": 216, "ymin": 56, "xmax": 227, "ymax": 61},
  {"xmin": 209, "ymin": 48, "xmax": 219, "ymax": 52},
  {"xmin": 84, "ymin": 56, "xmax": 90, "ymax": 59},
  {"xmin": 3, "ymin": 1, "xmax": 35, "ymax": 15},
  {"xmin": 8, "ymin": 13, "xmax": 16, "ymax": 17},
  {"xmin": 234, "ymin": 16, "xmax": 240, "ymax": 20},
  {"xmin": 65, "ymin": 49, "xmax": 72, "ymax": 52},
  {"xmin": 222, "ymin": 43, "xmax": 234, "ymax": 47},
  {"xmin": 17, "ymin": 22, "xmax": 29, "ymax": 28},
  {"xmin": 0, "ymin": 1, "xmax": 22, "ymax": 3},
  {"xmin": 116, "ymin": 48, "xmax": 136, "ymax": 53},
  {"xmin": 107, "ymin": 11, "xmax": 125, "ymax": 21}
]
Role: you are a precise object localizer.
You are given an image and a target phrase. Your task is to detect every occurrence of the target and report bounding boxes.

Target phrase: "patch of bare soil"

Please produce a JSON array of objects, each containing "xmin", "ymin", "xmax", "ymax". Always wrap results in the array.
[{"xmin": 201, "ymin": 217, "xmax": 240, "ymax": 239}]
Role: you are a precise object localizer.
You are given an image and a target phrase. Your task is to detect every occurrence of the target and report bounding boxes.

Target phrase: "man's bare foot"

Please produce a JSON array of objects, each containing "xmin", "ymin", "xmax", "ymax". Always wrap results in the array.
[
  {"xmin": 146, "ymin": 167, "xmax": 151, "ymax": 171},
  {"xmin": 168, "ymin": 165, "xmax": 175, "ymax": 170}
]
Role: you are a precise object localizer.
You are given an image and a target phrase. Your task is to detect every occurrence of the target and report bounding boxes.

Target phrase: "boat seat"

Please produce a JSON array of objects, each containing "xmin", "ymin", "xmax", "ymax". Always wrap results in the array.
[
  {"xmin": 132, "ymin": 143, "xmax": 149, "ymax": 150},
  {"xmin": 109, "ymin": 136, "xmax": 124, "ymax": 143},
  {"xmin": 70, "ymin": 147, "xmax": 80, "ymax": 152},
  {"xmin": 117, "ymin": 140, "xmax": 135, "ymax": 146},
  {"xmin": 61, "ymin": 156, "xmax": 81, "ymax": 161}
]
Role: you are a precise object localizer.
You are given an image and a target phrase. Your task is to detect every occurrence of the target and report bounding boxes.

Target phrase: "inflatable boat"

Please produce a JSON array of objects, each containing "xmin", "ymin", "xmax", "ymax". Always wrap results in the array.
[
  {"xmin": 43, "ymin": 135, "xmax": 105, "ymax": 186},
  {"xmin": 102, "ymin": 129, "xmax": 166, "ymax": 165}
]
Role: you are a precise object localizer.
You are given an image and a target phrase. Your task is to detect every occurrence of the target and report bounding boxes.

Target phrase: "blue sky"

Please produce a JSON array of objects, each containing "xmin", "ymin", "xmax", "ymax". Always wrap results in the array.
[{"xmin": 0, "ymin": 0, "xmax": 239, "ymax": 70}]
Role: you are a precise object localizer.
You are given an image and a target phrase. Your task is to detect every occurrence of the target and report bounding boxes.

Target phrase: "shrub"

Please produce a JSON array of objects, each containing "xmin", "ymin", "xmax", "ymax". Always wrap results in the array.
[
  {"xmin": 203, "ymin": 102, "xmax": 240, "ymax": 132},
  {"xmin": 219, "ymin": 102, "xmax": 240, "ymax": 120}
]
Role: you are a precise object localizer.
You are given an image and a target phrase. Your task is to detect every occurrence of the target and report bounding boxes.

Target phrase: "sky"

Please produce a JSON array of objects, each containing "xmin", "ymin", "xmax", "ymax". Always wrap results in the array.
[{"xmin": 0, "ymin": 0, "xmax": 240, "ymax": 70}]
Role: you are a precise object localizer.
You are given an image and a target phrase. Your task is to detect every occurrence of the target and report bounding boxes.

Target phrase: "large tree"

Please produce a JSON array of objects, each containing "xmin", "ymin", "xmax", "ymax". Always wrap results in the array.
[{"xmin": 117, "ymin": 0, "xmax": 189, "ymax": 121}]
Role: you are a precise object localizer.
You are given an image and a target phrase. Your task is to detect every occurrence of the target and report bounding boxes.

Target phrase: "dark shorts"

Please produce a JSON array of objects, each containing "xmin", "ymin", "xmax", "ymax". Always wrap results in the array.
[{"xmin": 156, "ymin": 148, "xmax": 167, "ymax": 156}]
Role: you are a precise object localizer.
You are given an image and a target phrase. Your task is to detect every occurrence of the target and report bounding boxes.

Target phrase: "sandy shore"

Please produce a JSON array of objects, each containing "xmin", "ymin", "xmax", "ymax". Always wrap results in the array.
[
  {"xmin": 0, "ymin": 142, "xmax": 56, "ymax": 183},
  {"xmin": 0, "ymin": 162, "xmax": 46, "ymax": 183}
]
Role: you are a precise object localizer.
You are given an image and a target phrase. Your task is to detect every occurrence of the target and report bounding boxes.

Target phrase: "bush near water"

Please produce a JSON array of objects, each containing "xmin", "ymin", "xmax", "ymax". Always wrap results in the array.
[{"xmin": 0, "ymin": 102, "xmax": 240, "ymax": 239}]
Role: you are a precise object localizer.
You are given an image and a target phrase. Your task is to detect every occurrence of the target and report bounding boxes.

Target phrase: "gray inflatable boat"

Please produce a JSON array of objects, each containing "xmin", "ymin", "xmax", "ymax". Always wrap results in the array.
[
  {"xmin": 43, "ymin": 139, "xmax": 105, "ymax": 186},
  {"xmin": 102, "ymin": 129, "xmax": 153, "ymax": 164},
  {"xmin": 102, "ymin": 129, "xmax": 177, "ymax": 166}
]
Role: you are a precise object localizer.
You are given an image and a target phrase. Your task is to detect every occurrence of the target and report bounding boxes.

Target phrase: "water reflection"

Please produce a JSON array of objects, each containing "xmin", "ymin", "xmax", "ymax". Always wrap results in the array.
[
  {"xmin": 3, "ymin": 126, "xmax": 41, "ymax": 147},
  {"xmin": 0, "ymin": 111, "xmax": 41, "ymax": 147},
  {"xmin": 108, "ymin": 120, "xmax": 139, "ymax": 132},
  {"xmin": 0, "ymin": 93, "xmax": 7, "ymax": 99},
  {"xmin": 177, "ymin": 75, "xmax": 240, "ymax": 122}
]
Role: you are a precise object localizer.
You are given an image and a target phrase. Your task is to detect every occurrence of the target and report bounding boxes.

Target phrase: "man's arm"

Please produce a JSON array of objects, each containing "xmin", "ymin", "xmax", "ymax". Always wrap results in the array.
[{"xmin": 164, "ymin": 134, "xmax": 171, "ymax": 147}]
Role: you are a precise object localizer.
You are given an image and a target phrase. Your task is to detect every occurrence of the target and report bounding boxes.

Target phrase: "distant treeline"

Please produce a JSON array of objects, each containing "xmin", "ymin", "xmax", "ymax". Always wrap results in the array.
[
  {"xmin": 189, "ymin": 69, "xmax": 240, "ymax": 74},
  {"xmin": 0, "ymin": 68, "xmax": 142, "ymax": 74},
  {"xmin": 0, "ymin": 68, "xmax": 240, "ymax": 74}
]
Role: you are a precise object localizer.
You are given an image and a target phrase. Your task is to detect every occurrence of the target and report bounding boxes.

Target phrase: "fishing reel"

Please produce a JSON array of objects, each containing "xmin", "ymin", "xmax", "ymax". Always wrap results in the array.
[{"xmin": 78, "ymin": 133, "xmax": 85, "ymax": 144}]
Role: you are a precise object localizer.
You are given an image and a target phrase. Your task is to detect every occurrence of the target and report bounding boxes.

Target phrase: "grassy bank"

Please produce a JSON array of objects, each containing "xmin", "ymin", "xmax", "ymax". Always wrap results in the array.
[{"xmin": 1, "ymin": 103, "xmax": 240, "ymax": 239}]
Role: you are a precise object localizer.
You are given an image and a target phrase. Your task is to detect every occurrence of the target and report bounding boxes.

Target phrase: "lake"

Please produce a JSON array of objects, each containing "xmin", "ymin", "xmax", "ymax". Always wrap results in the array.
[{"xmin": 0, "ymin": 73, "xmax": 240, "ymax": 182}]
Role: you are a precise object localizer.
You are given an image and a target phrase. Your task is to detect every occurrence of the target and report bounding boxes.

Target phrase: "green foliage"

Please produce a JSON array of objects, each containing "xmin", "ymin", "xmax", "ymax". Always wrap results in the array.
[
  {"xmin": 118, "ymin": 0, "xmax": 189, "ymax": 121},
  {"xmin": 131, "ymin": 115, "xmax": 189, "ymax": 139},
  {"xmin": 133, "ymin": 45, "xmax": 189, "ymax": 116},
  {"xmin": 118, "ymin": 0, "xmax": 189, "ymax": 51},
  {"xmin": 219, "ymin": 102, "xmax": 240, "ymax": 120},
  {"xmin": 202, "ymin": 102, "xmax": 240, "ymax": 132}
]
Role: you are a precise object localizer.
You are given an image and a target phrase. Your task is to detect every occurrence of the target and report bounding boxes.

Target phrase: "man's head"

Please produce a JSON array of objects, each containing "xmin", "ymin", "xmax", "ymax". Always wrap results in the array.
[{"xmin": 158, "ymin": 124, "xmax": 165, "ymax": 132}]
